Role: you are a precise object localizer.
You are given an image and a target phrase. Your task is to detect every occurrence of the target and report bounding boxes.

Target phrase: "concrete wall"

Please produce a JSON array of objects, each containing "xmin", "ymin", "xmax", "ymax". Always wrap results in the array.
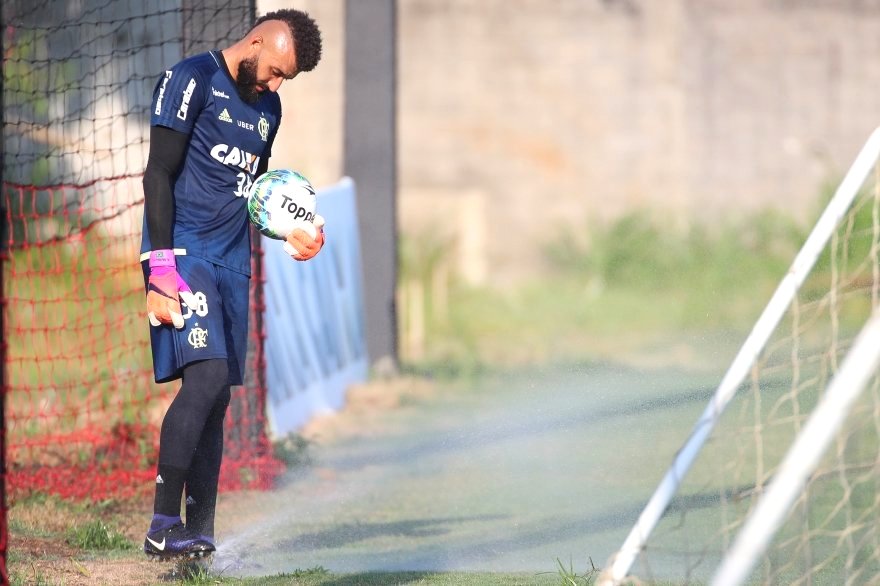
[
  {"xmin": 258, "ymin": 0, "xmax": 346, "ymax": 189},
  {"xmin": 267, "ymin": 0, "xmax": 880, "ymax": 284}
]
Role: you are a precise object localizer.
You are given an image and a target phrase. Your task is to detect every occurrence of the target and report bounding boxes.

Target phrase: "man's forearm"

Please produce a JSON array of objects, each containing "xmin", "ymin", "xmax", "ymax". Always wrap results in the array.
[{"xmin": 143, "ymin": 125, "xmax": 189, "ymax": 250}]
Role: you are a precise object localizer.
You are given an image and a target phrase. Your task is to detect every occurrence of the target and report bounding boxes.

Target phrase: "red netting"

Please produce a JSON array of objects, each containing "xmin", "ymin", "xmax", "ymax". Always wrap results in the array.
[{"xmin": 2, "ymin": 0, "xmax": 282, "ymax": 505}]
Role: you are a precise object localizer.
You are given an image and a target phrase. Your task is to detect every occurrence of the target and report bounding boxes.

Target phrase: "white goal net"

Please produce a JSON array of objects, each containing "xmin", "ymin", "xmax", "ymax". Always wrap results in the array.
[{"xmin": 600, "ymin": 127, "xmax": 880, "ymax": 586}]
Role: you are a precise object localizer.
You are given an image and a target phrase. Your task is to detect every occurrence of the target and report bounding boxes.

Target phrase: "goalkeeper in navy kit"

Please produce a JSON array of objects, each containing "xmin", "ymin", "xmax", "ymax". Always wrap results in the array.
[{"xmin": 140, "ymin": 8, "xmax": 324, "ymax": 560}]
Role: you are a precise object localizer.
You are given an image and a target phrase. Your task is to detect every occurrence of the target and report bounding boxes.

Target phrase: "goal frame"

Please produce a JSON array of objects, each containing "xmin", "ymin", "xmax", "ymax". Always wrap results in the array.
[
  {"xmin": 598, "ymin": 125, "xmax": 880, "ymax": 586},
  {"xmin": 710, "ymin": 308, "xmax": 880, "ymax": 586}
]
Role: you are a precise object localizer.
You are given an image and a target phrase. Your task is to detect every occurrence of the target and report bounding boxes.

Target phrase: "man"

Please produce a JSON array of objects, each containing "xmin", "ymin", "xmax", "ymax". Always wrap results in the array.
[{"xmin": 140, "ymin": 8, "xmax": 323, "ymax": 560}]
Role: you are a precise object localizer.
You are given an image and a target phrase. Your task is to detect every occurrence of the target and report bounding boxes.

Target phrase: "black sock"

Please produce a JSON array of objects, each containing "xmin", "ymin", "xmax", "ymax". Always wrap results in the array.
[
  {"xmin": 153, "ymin": 464, "xmax": 188, "ymax": 516},
  {"xmin": 185, "ymin": 386, "xmax": 230, "ymax": 539},
  {"xmin": 151, "ymin": 359, "xmax": 229, "ymax": 518}
]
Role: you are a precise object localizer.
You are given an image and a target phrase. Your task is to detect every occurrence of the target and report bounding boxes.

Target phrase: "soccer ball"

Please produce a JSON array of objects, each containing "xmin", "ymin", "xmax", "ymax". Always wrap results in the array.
[{"xmin": 247, "ymin": 169, "xmax": 317, "ymax": 239}]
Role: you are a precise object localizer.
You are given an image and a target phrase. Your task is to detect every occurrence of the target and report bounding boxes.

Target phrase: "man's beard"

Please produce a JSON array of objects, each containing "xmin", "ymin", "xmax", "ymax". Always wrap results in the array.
[{"xmin": 236, "ymin": 56, "xmax": 265, "ymax": 104}]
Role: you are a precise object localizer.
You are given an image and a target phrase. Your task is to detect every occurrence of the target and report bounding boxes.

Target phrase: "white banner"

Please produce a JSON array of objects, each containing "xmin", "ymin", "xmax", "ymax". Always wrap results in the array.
[{"xmin": 262, "ymin": 177, "xmax": 368, "ymax": 438}]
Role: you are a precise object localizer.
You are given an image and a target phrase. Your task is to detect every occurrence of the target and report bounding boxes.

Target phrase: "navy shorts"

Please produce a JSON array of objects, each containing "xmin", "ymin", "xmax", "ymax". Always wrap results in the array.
[{"xmin": 142, "ymin": 255, "xmax": 250, "ymax": 385}]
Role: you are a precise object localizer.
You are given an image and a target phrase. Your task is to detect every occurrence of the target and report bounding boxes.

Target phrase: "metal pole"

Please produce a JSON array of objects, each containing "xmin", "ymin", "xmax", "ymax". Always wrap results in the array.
[
  {"xmin": 344, "ymin": 0, "xmax": 398, "ymax": 373},
  {"xmin": 712, "ymin": 311, "xmax": 880, "ymax": 586}
]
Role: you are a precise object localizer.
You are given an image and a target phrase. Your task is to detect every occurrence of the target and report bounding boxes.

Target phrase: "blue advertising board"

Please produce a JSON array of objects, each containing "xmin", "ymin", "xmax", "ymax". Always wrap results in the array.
[{"xmin": 262, "ymin": 177, "xmax": 368, "ymax": 437}]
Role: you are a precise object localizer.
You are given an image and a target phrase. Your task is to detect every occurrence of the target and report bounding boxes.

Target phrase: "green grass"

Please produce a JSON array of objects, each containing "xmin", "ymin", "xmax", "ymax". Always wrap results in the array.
[
  {"xmin": 9, "ymin": 491, "xmax": 606, "ymax": 586},
  {"xmin": 163, "ymin": 570, "xmax": 578, "ymax": 585},
  {"xmin": 9, "ymin": 572, "xmax": 53, "ymax": 586},
  {"xmin": 399, "ymin": 207, "xmax": 809, "ymax": 373},
  {"xmin": 66, "ymin": 520, "xmax": 133, "ymax": 551},
  {"xmin": 7, "ymin": 186, "xmax": 880, "ymax": 584},
  {"xmin": 390, "ymin": 198, "xmax": 880, "ymax": 584},
  {"xmin": 399, "ymin": 190, "xmax": 880, "ymax": 376},
  {"xmin": 553, "ymin": 557, "xmax": 598, "ymax": 586}
]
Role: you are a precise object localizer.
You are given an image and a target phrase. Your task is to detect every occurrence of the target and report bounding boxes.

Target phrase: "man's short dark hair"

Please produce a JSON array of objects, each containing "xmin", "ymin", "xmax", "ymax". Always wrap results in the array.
[{"xmin": 254, "ymin": 9, "xmax": 322, "ymax": 73}]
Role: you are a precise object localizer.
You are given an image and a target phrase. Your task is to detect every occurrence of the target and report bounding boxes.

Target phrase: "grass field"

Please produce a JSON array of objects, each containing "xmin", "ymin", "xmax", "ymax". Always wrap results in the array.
[
  {"xmin": 7, "ymin": 378, "xmax": 608, "ymax": 586},
  {"xmin": 398, "ymin": 207, "xmax": 807, "ymax": 373},
  {"xmin": 9, "ymin": 363, "xmax": 726, "ymax": 586},
  {"xmin": 9, "ymin": 196, "xmax": 879, "ymax": 585}
]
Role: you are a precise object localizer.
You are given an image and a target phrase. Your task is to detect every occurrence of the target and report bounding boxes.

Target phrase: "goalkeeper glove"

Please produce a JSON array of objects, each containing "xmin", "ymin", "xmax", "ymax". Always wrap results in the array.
[
  {"xmin": 283, "ymin": 215, "xmax": 326, "ymax": 261},
  {"xmin": 146, "ymin": 249, "xmax": 196, "ymax": 329}
]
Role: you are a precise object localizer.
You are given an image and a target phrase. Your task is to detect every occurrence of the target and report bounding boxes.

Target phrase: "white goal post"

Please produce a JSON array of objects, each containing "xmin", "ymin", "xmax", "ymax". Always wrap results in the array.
[
  {"xmin": 711, "ymin": 308, "xmax": 880, "ymax": 586},
  {"xmin": 598, "ymin": 125, "xmax": 880, "ymax": 586}
]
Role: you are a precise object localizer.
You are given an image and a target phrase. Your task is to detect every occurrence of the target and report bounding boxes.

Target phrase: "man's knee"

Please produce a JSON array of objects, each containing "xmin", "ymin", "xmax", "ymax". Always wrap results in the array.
[{"xmin": 179, "ymin": 359, "xmax": 229, "ymax": 407}]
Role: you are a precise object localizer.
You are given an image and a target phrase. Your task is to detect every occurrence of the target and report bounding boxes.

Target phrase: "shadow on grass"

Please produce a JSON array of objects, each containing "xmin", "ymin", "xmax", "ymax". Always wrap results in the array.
[
  {"xmin": 278, "ymin": 515, "xmax": 506, "ymax": 550},
  {"xmin": 316, "ymin": 572, "xmax": 440, "ymax": 585},
  {"xmin": 322, "ymin": 382, "xmax": 718, "ymax": 473}
]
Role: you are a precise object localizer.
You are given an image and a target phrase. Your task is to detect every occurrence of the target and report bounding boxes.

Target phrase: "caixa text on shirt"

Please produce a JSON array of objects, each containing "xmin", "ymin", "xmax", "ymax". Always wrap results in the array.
[{"xmin": 209, "ymin": 144, "xmax": 260, "ymax": 174}]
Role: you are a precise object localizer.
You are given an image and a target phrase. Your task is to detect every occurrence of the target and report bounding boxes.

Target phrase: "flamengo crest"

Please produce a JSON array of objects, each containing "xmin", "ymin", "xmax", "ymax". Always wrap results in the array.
[
  {"xmin": 258, "ymin": 116, "xmax": 269, "ymax": 141},
  {"xmin": 188, "ymin": 324, "xmax": 209, "ymax": 349}
]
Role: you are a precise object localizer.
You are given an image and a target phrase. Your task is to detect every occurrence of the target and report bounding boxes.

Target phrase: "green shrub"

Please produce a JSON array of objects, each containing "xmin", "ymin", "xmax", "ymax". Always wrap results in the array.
[{"xmin": 66, "ymin": 520, "xmax": 132, "ymax": 551}]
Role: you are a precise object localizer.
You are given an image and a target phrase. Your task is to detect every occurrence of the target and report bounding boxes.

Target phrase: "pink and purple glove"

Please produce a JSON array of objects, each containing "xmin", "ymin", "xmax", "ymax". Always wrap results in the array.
[{"xmin": 146, "ymin": 250, "xmax": 196, "ymax": 329}]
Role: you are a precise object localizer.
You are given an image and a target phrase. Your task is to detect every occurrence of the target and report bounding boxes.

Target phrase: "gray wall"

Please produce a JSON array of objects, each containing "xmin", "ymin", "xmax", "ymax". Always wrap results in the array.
[
  {"xmin": 271, "ymin": 1, "xmax": 880, "ymax": 284},
  {"xmin": 397, "ymin": 0, "xmax": 880, "ymax": 280}
]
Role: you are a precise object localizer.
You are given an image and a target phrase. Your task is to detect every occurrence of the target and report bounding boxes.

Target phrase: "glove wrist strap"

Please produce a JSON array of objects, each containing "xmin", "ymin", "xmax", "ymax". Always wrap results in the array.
[{"xmin": 149, "ymin": 249, "xmax": 176, "ymax": 269}]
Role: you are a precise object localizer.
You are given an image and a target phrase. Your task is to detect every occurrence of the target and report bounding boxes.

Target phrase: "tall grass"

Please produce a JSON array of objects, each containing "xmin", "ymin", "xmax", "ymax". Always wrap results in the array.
[
  {"xmin": 399, "ymin": 207, "xmax": 809, "ymax": 374},
  {"xmin": 66, "ymin": 520, "xmax": 133, "ymax": 551}
]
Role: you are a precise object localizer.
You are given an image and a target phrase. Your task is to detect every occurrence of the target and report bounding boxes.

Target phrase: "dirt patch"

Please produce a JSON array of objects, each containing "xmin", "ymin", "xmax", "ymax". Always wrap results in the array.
[
  {"xmin": 10, "ymin": 497, "xmax": 227, "ymax": 585},
  {"xmin": 12, "ymin": 535, "xmax": 79, "ymax": 560},
  {"xmin": 9, "ymin": 496, "xmax": 159, "ymax": 585},
  {"xmin": 11, "ymin": 532, "xmax": 161, "ymax": 586},
  {"xmin": 10, "ymin": 551, "xmax": 162, "ymax": 586}
]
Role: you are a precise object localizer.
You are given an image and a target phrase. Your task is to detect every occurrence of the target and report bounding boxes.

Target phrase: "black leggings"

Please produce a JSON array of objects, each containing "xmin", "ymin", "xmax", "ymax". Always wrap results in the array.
[{"xmin": 154, "ymin": 358, "xmax": 230, "ymax": 537}]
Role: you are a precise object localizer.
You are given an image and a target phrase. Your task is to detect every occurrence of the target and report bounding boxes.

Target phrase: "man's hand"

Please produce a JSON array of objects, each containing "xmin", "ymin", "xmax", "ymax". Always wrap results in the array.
[
  {"xmin": 146, "ymin": 249, "xmax": 196, "ymax": 329},
  {"xmin": 283, "ymin": 215, "xmax": 326, "ymax": 261}
]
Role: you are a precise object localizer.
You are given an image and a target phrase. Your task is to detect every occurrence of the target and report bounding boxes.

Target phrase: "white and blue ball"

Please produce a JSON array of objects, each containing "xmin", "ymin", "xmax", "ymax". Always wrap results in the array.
[{"xmin": 247, "ymin": 169, "xmax": 317, "ymax": 240}]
